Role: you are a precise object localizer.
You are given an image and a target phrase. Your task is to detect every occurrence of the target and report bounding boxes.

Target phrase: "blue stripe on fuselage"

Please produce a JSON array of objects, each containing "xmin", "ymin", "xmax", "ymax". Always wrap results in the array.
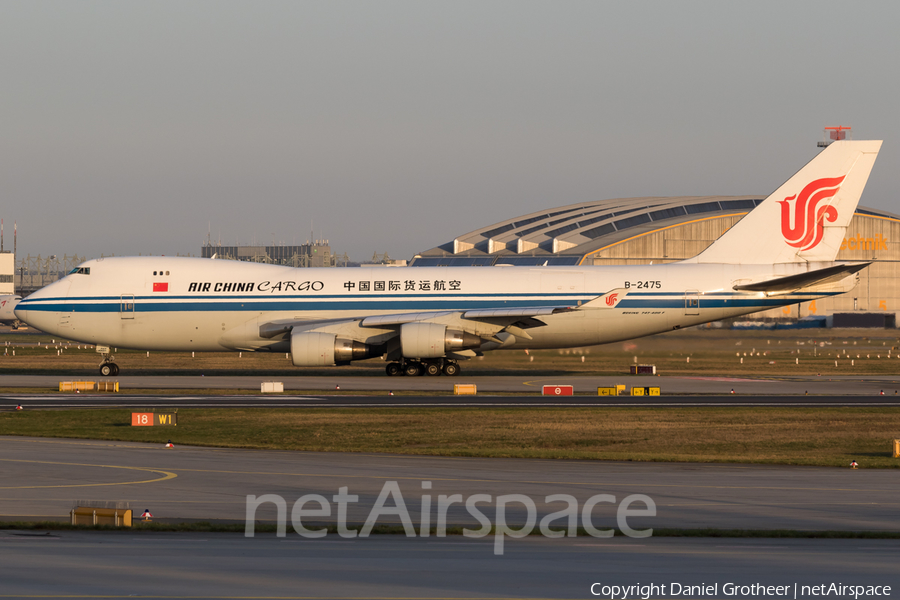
[
  {"xmin": 17, "ymin": 291, "xmax": 840, "ymax": 313},
  {"xmin": 19, "ymin": 298, "xmax": 578, "ymax": 313}
]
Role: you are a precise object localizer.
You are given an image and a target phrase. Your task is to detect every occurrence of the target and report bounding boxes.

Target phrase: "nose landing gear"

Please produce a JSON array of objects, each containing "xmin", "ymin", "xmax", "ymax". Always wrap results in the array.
[
  {"xmin": 98, "ymin": 352, "xmax": 119, "ymax": 376},
  {"xmin": 99, "ymin": 362, "xmax": 119, "ymax": 376}
]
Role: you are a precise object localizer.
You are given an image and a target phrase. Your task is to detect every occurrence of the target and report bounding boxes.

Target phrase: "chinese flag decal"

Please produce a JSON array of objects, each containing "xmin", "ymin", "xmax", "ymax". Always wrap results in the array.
[{"xmin": 153, "ymin": 282, "xmax": 169, "ymax": 292}]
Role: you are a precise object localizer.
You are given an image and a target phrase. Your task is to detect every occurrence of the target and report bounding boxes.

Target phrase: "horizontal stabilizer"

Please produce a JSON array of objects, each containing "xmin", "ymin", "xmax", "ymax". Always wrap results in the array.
[{"xmin": 732, "ymin": 262, "xmax": 870, "ymax": 293}]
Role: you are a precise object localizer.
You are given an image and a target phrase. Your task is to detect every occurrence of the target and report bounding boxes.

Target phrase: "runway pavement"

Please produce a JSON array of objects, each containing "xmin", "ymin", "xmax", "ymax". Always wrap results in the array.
[
  {"xmin": 1, "ymin": 533, "xmax": 898, "ymax": 599},
  {"xmin": 2, "ymin": 436, "xmax": 900, "ymax": 598},
  {"xmin": 2, "ymin": 436, "xmax": 898, "ymax": 531},
  {"xmin": 5, "ymin": 393, "xmax": 900, "ymax": 409},
  {"xmin": 5, "ymin": 373, "xmax": 900, "ymax": 395}
]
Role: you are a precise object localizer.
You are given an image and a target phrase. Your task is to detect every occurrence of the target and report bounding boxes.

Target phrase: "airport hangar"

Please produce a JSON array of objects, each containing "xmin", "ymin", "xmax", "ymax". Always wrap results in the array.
[{"xmin": 410, "ymin": 196, "xmax": 900, "ymax": 321}]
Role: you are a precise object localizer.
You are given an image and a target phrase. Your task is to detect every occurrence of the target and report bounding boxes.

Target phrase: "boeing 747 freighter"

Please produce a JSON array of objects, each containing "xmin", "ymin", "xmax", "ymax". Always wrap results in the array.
[{"xmin": 15, "ymin": 140, "xmax": 882, "ymax": 376}]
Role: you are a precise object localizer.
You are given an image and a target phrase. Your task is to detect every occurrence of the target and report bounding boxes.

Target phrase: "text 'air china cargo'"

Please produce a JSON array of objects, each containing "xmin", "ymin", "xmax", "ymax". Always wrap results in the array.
[{"xmin": 15, "ymin": 140, "xmax": 882, "ymax": 377}]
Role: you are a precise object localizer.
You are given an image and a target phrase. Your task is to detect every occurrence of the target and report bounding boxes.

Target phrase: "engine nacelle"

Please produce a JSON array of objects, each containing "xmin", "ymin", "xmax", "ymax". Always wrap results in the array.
[
  {"xmin": 291, "ymin": 331, "xmax": 378, "ymax": 366},
  {"xmin": 400, "ymin": 322, "xmax": 482, "ymax": 358}
]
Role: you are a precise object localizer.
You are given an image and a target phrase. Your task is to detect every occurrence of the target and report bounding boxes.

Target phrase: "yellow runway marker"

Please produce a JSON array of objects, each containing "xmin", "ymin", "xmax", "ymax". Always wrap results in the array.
[{"xmin": 0, "ymin": 458, "xmax": 177, "ymax": 489}]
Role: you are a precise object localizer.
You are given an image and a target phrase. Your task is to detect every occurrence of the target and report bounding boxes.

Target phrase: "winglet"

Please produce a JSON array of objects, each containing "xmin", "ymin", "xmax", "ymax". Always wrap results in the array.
[{"xmin": 580, "ymin": 288, "xmax": 629, "ymax": 309}]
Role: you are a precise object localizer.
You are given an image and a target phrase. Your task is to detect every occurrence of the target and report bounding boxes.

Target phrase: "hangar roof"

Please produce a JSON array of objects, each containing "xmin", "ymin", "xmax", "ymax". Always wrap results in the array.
[{"xmin": 411, "ymin": 196, "xmax": 900, "ymax": 267}]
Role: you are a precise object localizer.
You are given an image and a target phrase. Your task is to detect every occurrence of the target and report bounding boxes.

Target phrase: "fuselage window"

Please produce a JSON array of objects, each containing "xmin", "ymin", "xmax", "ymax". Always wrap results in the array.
[
  {"xmin": 165, "ymin": 271, "xmax": 169, "ymax": 275},
  {"xmin": 153, "ymin": 271, "xmax": 157, "ymax": 276}
]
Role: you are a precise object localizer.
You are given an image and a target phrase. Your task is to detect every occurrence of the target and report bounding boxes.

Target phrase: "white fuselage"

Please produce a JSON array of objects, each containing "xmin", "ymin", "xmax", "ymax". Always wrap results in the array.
[{"xmin": 15, "ymin": 256, "xmax": 845, "ymax": 354}]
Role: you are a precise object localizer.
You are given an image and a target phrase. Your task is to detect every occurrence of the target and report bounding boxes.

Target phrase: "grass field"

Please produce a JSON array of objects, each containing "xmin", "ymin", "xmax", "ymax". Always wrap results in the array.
[
  {"xmin": 3, "ymin": 327, "xmax": 899, "ymax": 469},
  {"xmin": 2, "ymin": 406, "xmax": 899, "ymax": 468},
  {"xmin": 3, "ymin": 326, "xmax": 900, "ymax": 378}
]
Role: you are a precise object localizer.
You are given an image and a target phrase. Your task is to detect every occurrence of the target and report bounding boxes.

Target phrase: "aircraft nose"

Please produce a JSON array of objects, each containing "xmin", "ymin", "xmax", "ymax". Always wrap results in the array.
[
  {"xmin": 15, "ymin": 297, "xmax": 59, "ymax": 333},
  {"xmin": 14, "ymin": 278, "xmax": 72, "ymax": 332}
]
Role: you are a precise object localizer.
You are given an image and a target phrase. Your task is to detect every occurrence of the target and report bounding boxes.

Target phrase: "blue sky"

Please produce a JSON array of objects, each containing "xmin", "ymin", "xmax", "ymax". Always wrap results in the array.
[{"xmin": 2, "ymin": 1, "xmax": 898, "ymax": 261}]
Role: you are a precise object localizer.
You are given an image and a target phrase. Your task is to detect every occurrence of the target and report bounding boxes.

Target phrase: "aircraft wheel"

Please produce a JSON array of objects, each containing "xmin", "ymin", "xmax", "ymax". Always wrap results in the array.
[
  {"xmin": 404, "ymin": 362, "xmax": 423, "ymax": 377},
  {"xmin": 110, "ymin": 364, "xmax": 120, "ymax": 376},
  {"xmin": 442, "ymin": 362, "xmax": 459, "ymax": 376},
  {"xmin": 425, "ymin": 363, "xmax": 441, "ymax": 376},
  {"xmin": 385, "ymin": 362, "xmax": 401, "ymax": 376},
  {"xmin": 100, "ymin": 364, "xmax": 113, "ymax": 377}
]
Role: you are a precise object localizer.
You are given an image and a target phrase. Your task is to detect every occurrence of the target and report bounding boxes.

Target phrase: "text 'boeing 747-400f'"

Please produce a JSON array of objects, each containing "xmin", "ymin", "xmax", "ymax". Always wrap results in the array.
[{"xmin": 15, "ymin": 140, "xmax": 882, "ymax": 377}]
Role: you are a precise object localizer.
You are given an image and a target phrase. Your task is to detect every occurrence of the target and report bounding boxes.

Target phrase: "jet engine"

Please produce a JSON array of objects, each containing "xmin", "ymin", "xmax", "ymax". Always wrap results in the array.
[
  {"xmin": 399, "ymin": 323, "xmax": 482, "ymax": 358},
  {"xmin": 290, "ymin": 331, "xmax": 379, "ymax": 366}
]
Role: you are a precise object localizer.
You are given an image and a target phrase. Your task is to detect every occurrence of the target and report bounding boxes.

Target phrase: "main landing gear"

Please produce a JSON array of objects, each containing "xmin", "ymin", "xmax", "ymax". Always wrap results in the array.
[{"xmin": 385, "ymin": 359, "xmax": 460, "ymax": 377}]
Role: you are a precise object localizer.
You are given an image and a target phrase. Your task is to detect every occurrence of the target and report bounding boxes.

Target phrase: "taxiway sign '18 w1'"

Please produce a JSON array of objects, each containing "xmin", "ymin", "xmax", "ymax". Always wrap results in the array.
[{"xmin": 15, "ymin": 140, "xmax": 882, "ymax": 376}]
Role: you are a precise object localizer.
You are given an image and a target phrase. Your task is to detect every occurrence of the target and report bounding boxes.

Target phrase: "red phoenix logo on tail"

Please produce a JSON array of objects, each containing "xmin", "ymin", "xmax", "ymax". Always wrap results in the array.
[
  {"xmin": 605, "ymin": 293, "xmax": 618, "ymax": 307},
  {"xmin": 778, "ymin": 176, "xmax": 845, "ymax": 251}
]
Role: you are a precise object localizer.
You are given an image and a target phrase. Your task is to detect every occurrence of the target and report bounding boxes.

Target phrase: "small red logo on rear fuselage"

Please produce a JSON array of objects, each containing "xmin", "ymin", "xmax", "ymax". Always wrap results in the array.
[
  {"xmin": 778, "ymin": 176, "xmax": 844, "ymax": 251},
  {"xmin": 605, "ymin": 293, "xmax": 618, "ymax": 307}
]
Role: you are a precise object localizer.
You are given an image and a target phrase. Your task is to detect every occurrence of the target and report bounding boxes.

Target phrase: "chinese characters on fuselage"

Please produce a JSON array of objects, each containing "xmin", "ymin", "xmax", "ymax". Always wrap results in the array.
[{"xmin": 344, "ymin": 280, "xmax": 462, "ymax": 292}]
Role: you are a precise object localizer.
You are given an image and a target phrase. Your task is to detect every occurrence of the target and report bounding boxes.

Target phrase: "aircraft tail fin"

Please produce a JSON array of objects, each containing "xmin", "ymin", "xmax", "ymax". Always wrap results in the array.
[{"xmin": 689, "ymin": 140, "xmax": 882, "ymax": 264}]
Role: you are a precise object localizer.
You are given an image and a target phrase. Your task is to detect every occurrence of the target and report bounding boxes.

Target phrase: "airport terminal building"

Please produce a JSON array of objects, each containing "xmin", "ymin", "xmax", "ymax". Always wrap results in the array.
[{"xmin": 411, "ymin": 196, "xmax": 900, "ymax": 320}]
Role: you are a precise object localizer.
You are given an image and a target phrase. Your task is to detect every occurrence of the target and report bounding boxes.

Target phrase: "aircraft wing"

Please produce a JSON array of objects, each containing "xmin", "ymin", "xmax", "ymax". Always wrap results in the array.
[
  {"xmin": 362, "ymin": 306, "xmax": 574, "ymax": 326},
  {"xmin": 259, "ymin": 288, "xmax": 628, "ymax": 339},
  {"xmin": 454, "ymin": 288, "xmax": 629, "ymax": 320},
  {"xmin": 258, "ymin": 317, "xmax": 362, "ymax": 339},
  {"xmin": 261, "ymin": 307, "xmax": 576, "ymax": 338},
  {"xmin": 360, "ymin": 311, "xmax": 463, "ymax": 327}
]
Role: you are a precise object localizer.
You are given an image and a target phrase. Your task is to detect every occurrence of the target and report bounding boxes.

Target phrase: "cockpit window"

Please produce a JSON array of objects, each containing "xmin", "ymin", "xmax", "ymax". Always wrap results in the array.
[{"xmin": 68, "ymin": 267, "xmax": 91, "ymax": 275}]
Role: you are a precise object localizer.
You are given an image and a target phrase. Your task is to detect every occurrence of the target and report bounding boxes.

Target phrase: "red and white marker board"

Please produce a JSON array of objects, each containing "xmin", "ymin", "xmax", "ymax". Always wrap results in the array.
[{"xmin": 542, "ymin": 385, "xmax": 574, "ymax": 396}]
